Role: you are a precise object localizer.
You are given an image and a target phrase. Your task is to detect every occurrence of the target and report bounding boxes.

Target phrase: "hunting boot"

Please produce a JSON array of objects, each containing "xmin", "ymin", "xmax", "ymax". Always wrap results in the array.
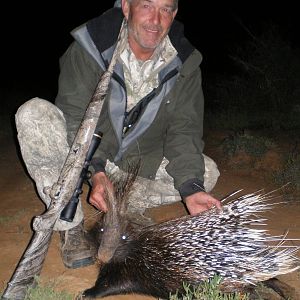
[{"xmin": 59, "ymin": 222, "xmax": 96, "ymax": 269}]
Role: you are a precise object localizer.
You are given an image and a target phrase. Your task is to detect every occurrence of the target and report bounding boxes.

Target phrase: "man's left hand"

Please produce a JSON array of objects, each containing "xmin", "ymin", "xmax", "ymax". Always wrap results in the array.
[{"xmin": 185, "ymin": 191, "xmax": 222, "ymax": 216}]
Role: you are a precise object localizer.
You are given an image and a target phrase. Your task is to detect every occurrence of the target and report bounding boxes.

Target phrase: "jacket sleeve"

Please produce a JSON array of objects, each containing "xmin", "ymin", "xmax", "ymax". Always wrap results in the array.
[
  {"xmin": 55, "ymin": 41, "xmax": 107, "ymax": 172},
  {"xmin": 55, "ymin": 41, "xmax": 101, "ymax": 144},
  {"xmin": 164, "ymin": 66, "xmax": 206, "ymax": 194}
]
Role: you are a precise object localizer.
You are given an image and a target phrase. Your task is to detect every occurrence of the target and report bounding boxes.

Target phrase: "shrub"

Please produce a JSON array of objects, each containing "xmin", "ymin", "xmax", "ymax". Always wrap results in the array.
[
  {"xmin": 24, "ymin": 277, "xmax": 73, "ymax": 300},
  {"xmin": 204, "ymin": 22, "xmax": 300, "ymax": 131},
  {"xmin": 273, "ymin": 151, "xmax": 300, "ymax": 200},
  {"xmin": 221, "ymin": 131, "xmax": 275, "ymax": 157},
  {"xmin": 169, "ymin": 275, "xmax": 249, "ymax": 300}
]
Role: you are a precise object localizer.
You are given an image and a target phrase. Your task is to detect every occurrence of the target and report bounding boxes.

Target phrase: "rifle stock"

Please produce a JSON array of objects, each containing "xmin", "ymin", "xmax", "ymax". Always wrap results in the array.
[{"xmin": 1, "ymin": 21, "xmax": 126, "ymax": 300}]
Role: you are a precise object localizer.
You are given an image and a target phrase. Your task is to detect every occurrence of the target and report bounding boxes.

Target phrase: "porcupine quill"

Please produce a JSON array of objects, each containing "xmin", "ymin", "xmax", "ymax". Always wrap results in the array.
[{"xmin": 79, "ymin": 173, "xmax": 300, "ymax": 299}]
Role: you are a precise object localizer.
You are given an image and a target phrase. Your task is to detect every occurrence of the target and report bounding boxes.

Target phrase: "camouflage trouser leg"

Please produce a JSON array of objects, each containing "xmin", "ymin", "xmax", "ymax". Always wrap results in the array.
[{"xmin": 15, "ymin": 97, "xmax": 84, "ymax": 231}]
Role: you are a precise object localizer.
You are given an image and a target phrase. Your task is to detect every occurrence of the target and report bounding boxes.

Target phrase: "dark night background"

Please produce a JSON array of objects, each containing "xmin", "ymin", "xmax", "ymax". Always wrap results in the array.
[{"xmin": 1, "ymin": 1, "xmax": 300, "ymax": 110}]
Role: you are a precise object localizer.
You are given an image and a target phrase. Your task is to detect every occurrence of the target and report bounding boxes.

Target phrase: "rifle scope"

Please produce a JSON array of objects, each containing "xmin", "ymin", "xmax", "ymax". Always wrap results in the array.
[{"xmin": 60, "ymin": 132, "xmax": 102, "ymax": 222}]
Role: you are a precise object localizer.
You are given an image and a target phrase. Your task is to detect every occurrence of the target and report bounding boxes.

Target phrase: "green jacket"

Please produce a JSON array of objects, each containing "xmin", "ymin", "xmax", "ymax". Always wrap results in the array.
[{"xmin": 55, "ymin": 8, "xmax": 206, "ymax": 196}]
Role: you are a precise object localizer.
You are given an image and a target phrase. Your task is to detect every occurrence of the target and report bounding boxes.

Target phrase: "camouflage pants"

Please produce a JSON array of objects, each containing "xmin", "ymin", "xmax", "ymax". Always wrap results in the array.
[{"xmin": 15, "ymin": 98, "xmax": 220, "ymax": 231}]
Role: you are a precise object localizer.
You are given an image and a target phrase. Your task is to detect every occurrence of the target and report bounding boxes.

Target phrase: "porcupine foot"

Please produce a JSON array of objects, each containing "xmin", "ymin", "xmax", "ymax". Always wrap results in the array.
[
  {"xmin": 75, "ymin": 288, "xmax": 97, "ymax": 299},
  {"xmin": 77, "ymin": 286, "xmax": 130, "ymax": 299},
  {"xmin": 76, "ymin": 284, "xmax": 110, "ymax": 299}
]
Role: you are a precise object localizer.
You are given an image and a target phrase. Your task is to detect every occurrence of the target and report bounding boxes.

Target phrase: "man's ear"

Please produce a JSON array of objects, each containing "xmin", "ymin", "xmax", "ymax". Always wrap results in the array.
[
  {"xmin": 172, "ymin": 8, "xmax": 178, "ymax": 20},
  {"xmin": 122, "ymin": 0, "xmax": 130, "ymax": 20}
]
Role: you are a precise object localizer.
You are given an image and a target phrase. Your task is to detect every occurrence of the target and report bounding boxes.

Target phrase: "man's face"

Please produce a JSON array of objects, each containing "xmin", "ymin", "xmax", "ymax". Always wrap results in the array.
[{"xmin": 122, "ymin": 0, "xmax": 177, "ymax": 55}]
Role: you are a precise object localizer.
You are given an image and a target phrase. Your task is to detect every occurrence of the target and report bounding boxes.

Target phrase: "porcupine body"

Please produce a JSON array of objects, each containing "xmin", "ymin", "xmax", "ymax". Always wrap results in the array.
[{"xmin": 81, "ymin": 191, "xmax": 300, "ymax": 299}]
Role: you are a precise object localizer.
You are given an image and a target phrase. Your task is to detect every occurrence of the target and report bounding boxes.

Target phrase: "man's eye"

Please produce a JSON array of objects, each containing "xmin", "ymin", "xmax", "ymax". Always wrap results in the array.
[{"xmin": 161, "ymin": 7, "xmax": 172, "ymax": 14}]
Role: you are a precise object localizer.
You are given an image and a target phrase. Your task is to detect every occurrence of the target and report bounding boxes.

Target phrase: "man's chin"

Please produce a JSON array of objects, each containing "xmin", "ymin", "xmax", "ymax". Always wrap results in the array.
[{"xmin": 140, "ymin": 40, "xmax": 161, "ymax": 50}]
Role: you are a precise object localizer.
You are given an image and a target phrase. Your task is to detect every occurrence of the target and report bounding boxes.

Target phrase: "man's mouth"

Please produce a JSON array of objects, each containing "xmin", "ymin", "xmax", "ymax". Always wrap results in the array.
[{"xmin": 143, "ymin": 25, "xmax": 161, "ymax": 34}]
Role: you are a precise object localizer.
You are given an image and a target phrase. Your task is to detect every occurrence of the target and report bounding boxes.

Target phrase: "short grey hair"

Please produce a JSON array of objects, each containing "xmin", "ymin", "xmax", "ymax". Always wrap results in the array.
[
  {"xmin": 114, "ymin": 0, "xmax": 121, "ymax": 7},
  {"xmin": 173, "ymin": 0, "xmax": 179, "ymax": 10},
  {"xmin": 114, "ymin": 0, "xmax": 178, "ymax": 10}
]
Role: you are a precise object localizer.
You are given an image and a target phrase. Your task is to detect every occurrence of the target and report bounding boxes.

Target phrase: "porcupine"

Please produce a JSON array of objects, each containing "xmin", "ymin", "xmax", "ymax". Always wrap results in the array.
[{"xmin": 79, "ymin": 173, "xmax": 300, "ymax": 299}]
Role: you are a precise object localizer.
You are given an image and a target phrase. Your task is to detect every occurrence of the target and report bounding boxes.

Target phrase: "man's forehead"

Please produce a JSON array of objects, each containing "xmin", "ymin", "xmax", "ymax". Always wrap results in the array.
[{"xmin": 135, "ymin": 0, "xmax": 175, "ymax": 6}]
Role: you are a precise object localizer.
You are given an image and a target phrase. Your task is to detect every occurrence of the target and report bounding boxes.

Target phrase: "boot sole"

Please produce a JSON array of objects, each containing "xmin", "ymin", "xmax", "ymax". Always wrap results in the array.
[{"xmin": 64, "ymin": 256, "xmax": 95, "ymax": 269}]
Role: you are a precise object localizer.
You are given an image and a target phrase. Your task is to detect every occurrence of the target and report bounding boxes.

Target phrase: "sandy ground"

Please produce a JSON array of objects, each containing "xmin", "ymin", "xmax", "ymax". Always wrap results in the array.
[{"xmin": 1, "ymin": 129, "xmax": 300, "ymax": 299}]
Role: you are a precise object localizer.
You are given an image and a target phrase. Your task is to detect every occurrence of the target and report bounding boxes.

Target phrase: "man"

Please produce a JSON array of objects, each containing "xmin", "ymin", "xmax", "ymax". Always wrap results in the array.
[{"xmin": 16, "ymin": 0, "xmax": 221, "ymax": 270}]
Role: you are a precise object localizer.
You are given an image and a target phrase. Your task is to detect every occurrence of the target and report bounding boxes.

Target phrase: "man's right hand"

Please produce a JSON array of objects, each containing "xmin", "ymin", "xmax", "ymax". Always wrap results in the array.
[{"xmin": 89, "ymin": 172, "xmax": 112, "ymax": 212}]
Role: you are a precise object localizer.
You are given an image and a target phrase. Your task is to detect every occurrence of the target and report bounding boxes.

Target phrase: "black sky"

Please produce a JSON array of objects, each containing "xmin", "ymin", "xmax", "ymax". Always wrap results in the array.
[{"xmin": 2, "ymin": 2, "xmax": 300, "ymax": 98}]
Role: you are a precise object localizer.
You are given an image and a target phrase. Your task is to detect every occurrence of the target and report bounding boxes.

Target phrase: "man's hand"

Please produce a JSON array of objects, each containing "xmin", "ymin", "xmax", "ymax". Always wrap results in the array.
[
  {"xmin": 185, "ymin": 191, "xmax": 222, "ymax": 216},
  {"xmin": 89, "ymin": 172, "xmax": 112, "ymax": 212}
]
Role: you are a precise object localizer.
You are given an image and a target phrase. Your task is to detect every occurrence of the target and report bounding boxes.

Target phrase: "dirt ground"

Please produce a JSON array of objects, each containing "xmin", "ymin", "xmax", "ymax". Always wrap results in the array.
[{"xmin": 1, "ymin": 127, "xmax": 300, "ymax": 299}]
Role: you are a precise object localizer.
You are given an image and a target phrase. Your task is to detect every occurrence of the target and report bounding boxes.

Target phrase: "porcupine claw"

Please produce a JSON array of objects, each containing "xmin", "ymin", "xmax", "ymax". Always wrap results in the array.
[
  {"xmin": 75, "ymin": 290, "xmax": 94, "ymax": 299},
  {"xmin": 75, "ymin": 291, "xmax": 84, "ymax": 299}
]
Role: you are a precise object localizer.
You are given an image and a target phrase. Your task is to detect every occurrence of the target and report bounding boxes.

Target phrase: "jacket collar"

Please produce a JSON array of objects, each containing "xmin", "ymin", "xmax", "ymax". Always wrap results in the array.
[{"xmin": 86, "ymin": 7, "xmax": 195, "ymax": 64}]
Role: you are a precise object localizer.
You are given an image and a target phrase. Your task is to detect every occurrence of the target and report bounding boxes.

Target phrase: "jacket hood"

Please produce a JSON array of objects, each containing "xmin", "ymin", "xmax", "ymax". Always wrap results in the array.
[{"xmin": 86, "ymin": 7, "xmax": 195, "ymax": 64}]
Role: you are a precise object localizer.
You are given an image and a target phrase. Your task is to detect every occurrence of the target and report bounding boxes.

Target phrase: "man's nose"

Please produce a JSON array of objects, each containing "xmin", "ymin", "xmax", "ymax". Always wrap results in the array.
[{"xmin": 150, "ymin": 9, "xmax": 161, "ymax": 25}]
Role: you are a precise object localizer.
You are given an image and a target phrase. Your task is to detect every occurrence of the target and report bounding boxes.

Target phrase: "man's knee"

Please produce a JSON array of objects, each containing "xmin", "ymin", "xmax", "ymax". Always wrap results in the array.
[
  {"xmin": 15, "ymin": 97, "xmax": 69, "ymax": 158},
  {"xmin": 16, "ymin": 97, "xmax": 65, "ymax": 128},
  {"xmin": 203, "ymin": 154, "xmax": 220, "ymax": 192}
]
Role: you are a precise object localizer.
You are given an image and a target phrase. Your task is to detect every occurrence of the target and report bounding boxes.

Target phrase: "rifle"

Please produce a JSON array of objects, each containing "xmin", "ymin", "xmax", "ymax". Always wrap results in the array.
[{"xmin": 1, "ymin": 21, "xmax": 126, "ymax": 300}]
